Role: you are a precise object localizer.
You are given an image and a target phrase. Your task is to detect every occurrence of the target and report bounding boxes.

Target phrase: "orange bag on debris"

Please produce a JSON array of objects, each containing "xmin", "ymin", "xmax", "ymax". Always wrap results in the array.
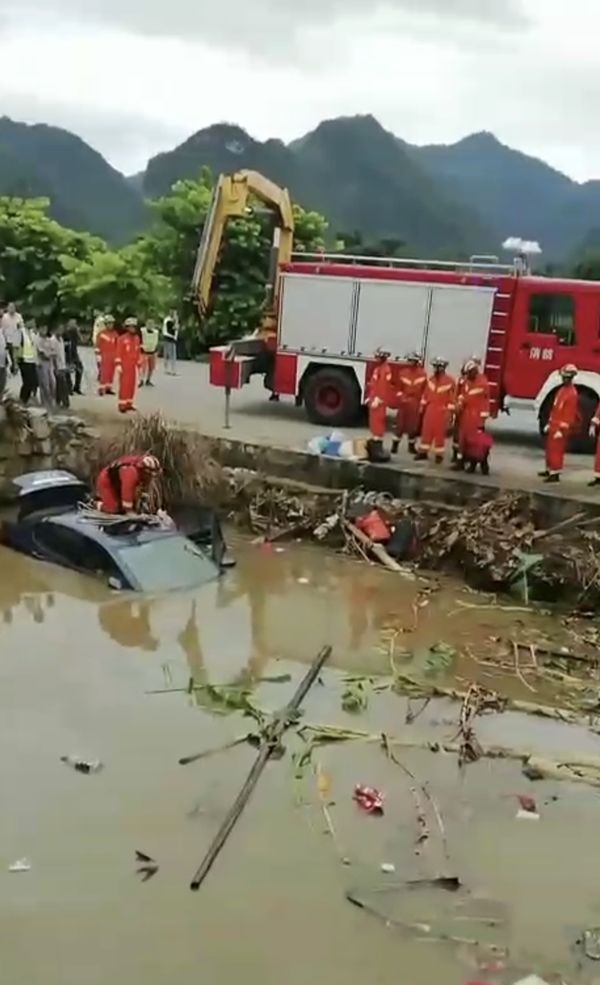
[{"xmin": 355, "ymin": 509, "xmax": 391, "ymax": 543}]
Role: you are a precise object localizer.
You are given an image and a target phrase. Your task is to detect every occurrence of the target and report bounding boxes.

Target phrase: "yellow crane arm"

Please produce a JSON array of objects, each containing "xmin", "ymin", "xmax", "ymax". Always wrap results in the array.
[{"xmin": 191, "ymin": 170, "xmax": 295, "ymax": 320}]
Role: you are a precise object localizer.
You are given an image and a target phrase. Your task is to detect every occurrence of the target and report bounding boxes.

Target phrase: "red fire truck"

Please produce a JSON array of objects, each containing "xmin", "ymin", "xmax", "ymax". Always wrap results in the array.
[{"xmin": 199, "ymin": 172, "xmax": 600, "ymax": 444}]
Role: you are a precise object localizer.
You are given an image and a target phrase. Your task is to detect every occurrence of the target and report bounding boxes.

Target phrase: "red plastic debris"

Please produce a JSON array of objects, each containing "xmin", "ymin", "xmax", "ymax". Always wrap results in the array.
[
  {"xmin": 353, "ymin": 784, "xmax": 384, "ymax": 815},
  {"xmin": 517, "ymin": 794, "xmax": 537, "ymax": 813}
]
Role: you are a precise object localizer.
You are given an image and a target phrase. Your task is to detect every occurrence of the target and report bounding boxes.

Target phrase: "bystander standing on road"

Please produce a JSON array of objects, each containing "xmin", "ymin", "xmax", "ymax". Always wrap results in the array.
[
  {"xmin": 1, "ymin": 302, "xmax": 25, "ymax": 375},
  {"xmin": 54, "ymin": 325, "xmax": 70, "ymax": 408},
  {"xmin": 36, "ymin": 326, "xmax": 58, "ymax": 410},
  {"xmin": 19, "ymin": 320, "xmax": 38, "ymax": 404},
  {"xmin": 162, "ymin": 310, "xmax": 179, "ymax": 376},
  {"xmin": 140, "ymin": 319, "xmax": 159, "ymax": 387},
  {"xmin": 0, "ymin": 327, "xmax": 7, "ymax": 397},
  {"xmin": 64, "ymin": 318, "xmax": 83, "ymax": 394}
]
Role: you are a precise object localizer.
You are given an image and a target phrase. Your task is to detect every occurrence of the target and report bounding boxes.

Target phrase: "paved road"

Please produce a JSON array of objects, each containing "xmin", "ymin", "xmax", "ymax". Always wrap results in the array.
[{"xmin": 10, "ymin": 351, "xmax": 600, "ymax": 497}]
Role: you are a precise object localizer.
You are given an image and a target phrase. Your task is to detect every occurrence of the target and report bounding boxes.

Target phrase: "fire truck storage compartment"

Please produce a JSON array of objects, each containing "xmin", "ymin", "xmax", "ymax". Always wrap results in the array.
[
  {"xmin": 279, "ymin": 274, "xmax": 356, "ymax": 355},
  {"xmin": 353, "ymin": 281, "xmax": 431, "ymax": 357},
  {"xmin": 279, "ymin": 271, "xmax": 497, "ymax": 372},
  {"xmin": 424, "ymin": 285, "xmax": 496, "ymax": 374}
]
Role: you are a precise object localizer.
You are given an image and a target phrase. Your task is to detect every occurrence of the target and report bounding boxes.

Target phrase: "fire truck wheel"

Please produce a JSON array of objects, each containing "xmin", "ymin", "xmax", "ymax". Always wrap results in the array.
[{"xmin": 304, "ymin": 367, "xmax": 361, "ymax": 426}]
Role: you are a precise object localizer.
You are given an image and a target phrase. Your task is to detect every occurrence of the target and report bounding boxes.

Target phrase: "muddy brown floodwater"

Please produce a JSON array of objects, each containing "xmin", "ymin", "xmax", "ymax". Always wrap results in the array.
[{"xmin": 1, "ymin": 533, "xmax": 600, "ymax": 985}]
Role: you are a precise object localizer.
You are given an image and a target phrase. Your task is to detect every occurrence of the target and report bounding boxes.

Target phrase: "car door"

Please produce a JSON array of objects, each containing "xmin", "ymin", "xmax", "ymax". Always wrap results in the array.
[{"xmin": 31, "ymin": 521, "xmax": 124, "ymax": 585}]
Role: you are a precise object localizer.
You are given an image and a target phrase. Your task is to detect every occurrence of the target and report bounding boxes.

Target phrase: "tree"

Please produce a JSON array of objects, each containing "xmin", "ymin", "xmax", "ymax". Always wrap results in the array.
[
  {"xmin": 142, "ymin": 169, "xmax": 328, "ymax": 352},
  {"xmin": 0, "ymin": 171, "xmax": 329, "ymax": 352},
  {"xmin": 59, "ymin": 242, "xmax": 175, "ymax": 324},
  {"xmin": 0, "ymin": 196, "xmax": 100, "ymax": 324},
  {"xmin": 571, "ymin": 252, "xmax": 600, "ymax": 281}
]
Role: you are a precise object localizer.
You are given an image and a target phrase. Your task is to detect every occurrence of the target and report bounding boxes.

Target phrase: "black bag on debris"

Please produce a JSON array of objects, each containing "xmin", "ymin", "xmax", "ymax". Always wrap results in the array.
[{"xmin": 386, "ymin": 518, "xmax": 418, "ymax": 560}]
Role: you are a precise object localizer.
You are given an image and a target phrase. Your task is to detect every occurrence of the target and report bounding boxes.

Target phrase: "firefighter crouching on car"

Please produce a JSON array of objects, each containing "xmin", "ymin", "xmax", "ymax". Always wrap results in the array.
[
  {"xmin": 391, "ymin": 352, "xmax": 426, "ymax": 455},
  {"xmin": 539, "ymin": 364, "xmax": 579, "ymax": 484},
  {"xmin": 452, "ymin": 359, "xmax": 490, "ymax": 471},
  {"xmin": 96, "ymin": 454, "xmax": 162, "ymax": 514},
  {"xmin": 365, "ymin": 348, "xmax": 392, "ymax": 462},
  {"xmin": 415, "ymin": 358, "xmax": 456, "ymax": 464}
]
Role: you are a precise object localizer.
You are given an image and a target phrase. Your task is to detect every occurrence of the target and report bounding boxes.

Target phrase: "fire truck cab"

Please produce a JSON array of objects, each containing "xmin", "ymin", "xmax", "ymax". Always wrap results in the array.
[{"xmin": 209, "ymin": 251, "xmax": 600, "ymax": 444}]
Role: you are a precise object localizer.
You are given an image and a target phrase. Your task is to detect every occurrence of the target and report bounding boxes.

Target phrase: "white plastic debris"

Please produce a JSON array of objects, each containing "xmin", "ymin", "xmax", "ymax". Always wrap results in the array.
[
  {"xmin": 511, "ymin": 977, "xmax": 549, "ymax": 985},
  {"xmin": 9, "ymin": 858, "xmax": 31, "ymax": 872},
  {"xmin": 297, "ymin": 577, "xmax": 310, "ymax": 585},
  {"xmin": 516, "ymin": 809, "xmax": 540, "ymax": 821},
  {"xmin": 380, "ymin": 862, "xmax": 396, "ymax": 874}
]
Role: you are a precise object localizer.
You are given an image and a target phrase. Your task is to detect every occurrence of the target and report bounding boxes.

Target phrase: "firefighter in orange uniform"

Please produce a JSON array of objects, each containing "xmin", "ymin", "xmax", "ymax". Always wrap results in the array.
[
  {"xmin": 539, "ymin": 364, "xmax": 579, "ymax": 483},
  {"xmin": 365, "ymin": 348, "xmax": 392, "ymax": 461},
  {"xmin": 452, "ymin": 356, "xmax": 479, "ymax": 461},
  {"xmin": 96, "ymin": 454, "xmax": 162, "ymax": 513},
  {"xmin": 415, "ymin": 357, "xmax": 456, "ymax": 464},
  {"xmin": 115, "ymin": 317, "xmax": 142, "ymax": 413},
  {"xmin": 391, "ymin": 352, "xmax": 426, "ymax": 455},
  {"xmin": 453, "ymin": 359, "xmax": 490, "ymax": 470},
  {"xmin": 588, "ymin": 402, "xmax": 600, "ymax": 487},
  {"xmin": 95, "ymin": 314, "xmax": 119, "ymax": 396}
]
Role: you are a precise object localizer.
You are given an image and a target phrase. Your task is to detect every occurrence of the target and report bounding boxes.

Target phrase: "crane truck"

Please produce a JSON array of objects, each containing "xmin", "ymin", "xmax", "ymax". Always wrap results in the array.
[{"xmin": 194, "ymin": 169, "xmax": 600, "ymax": 447}]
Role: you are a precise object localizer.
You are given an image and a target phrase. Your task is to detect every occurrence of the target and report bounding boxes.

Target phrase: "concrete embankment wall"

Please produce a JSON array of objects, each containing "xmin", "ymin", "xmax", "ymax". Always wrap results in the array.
[
  {"xmin": 201, "ymin": 434, "xmax": 600, "ymax": 526},
  {"xmin": 2, "ymin": 400, "xmax": 600, "ymax": 528},
  {"xmin": 0, "ymin": 401, "xmax": 98, "ymax": 500}
]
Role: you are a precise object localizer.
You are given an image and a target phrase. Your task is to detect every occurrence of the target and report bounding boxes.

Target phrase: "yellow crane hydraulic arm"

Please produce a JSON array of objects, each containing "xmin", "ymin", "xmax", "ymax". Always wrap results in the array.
[{"xmin": 191, "ymin": 170, "xmax": 295, "ymax": 336}]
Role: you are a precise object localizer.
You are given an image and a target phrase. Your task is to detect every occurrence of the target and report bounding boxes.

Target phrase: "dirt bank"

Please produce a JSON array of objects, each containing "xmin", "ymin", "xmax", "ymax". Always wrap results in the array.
[{"xmin": 218, "ymin": 468, "xmax": 600, "ymax": 609}]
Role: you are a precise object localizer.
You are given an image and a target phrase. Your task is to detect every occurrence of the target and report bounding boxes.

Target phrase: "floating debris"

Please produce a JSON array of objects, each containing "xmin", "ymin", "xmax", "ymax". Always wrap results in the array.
[
  {"xmin": 60, "ymin": 755, "xmax": 104, "ymax": 774},
  {"xmin": 353, "ymin": 785, "xmax": 384, "ymax": 815},
  {"xmin": 8, "ymin": 858, "xmax": 31, "ymax": 873}
]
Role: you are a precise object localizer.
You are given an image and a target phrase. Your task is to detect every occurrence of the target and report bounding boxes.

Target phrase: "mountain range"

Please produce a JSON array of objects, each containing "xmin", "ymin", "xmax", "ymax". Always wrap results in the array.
[{"xmin": 1, "ymin": 113, "xmax": 599, "ymax": 261}]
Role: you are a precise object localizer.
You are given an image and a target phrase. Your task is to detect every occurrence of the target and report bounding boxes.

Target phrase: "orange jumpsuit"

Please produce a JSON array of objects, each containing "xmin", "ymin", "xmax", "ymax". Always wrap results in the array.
[
  {"xmin": 457, "ymin": 373, "xmax": 491, "ymax": 460},
  {"xmin": 395, "ymin": 364, "xmax": 427, "ymax": 447},
  {"xmin": 545, "ymin": 383, "xmax": 578, "ymax": 474},
  {"xmin": 366, "ymin": 361, "xmax": 392, "ymax": 438},
  {"xmin": 115, "ymin": 332, "xmax": 141, "ymax": 413},
  {"xmin": 96, "ymin": 454, "xmax": 148, "ymax": 513},
  {"xmin": 418, "ymin": 372, "xmax": 456, "ymax": 458},
  {"xmin": 95, "ymin": 326, "xmax": 119, "ymax": 395}
]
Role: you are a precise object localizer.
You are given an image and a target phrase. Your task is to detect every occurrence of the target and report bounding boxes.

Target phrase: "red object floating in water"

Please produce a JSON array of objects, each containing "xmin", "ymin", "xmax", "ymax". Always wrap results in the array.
[
  {"xmin": 353, "ymin": 784, "xmax": 384, "ymax": 815},
  {"xmin": 517, "ymin": 794, "xmax": 537, "ymax": 813}
]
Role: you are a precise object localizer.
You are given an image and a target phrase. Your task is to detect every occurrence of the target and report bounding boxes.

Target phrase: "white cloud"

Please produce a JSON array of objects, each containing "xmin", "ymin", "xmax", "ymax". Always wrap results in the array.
[{"xmin": 0, "ymin": 0, "xmax": 598, "ymax": 183}]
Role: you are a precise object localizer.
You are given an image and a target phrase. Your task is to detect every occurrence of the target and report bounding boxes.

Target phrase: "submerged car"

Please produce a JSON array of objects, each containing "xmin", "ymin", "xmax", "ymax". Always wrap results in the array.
[{"xmin": 1, "ymin": 470, "xmax": 230, "ymax": 593}]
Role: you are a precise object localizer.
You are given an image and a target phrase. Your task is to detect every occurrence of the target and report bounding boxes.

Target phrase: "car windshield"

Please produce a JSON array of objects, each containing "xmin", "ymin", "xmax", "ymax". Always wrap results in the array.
[{"xmin": 116, "ymin": 535, "xmax": 219, "ymax": 592}]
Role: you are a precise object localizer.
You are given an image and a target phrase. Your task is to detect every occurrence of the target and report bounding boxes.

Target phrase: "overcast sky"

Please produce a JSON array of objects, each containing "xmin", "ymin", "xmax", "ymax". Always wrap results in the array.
[{"xmin": 0, "ymin": 0, "xmax": 597, "ymax": 180}]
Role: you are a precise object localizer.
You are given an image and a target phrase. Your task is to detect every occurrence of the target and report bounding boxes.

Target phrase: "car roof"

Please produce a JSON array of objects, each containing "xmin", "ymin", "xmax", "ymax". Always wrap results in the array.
[{"xmin": 43, "ymin": 511, "xmax": 180, "ymax": 549}]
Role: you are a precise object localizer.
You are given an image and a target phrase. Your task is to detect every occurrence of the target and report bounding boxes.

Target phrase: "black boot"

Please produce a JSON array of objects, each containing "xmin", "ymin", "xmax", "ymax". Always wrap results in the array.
[
  {"xmin": 451, "ymin": 458, "xmax": 464, "ymax": 472},
  {"xmin": 588, "ymin": 478, "xmax": 600, "ymax": 487},
  {"xmin": 366, "ymin": 439, "xmax": 390, "ymax": 463},
  {"xmin": 543, "ymin": 473, "xmax": 560, "ymax": 484},
  {"xmin": 413, "ymin": 451, "xmax": 427, "ymax": 462},
  {"xmin": 391, "ymin": 439, "xmax": 399, "ymax": 454},
  {"xmin": 538, "ymin": 470, "xmax": 550, "ymax": 478},
  {"xmin": 408, "ymin": 439, "xmax": 416, "ymax": 455},
  {"xmin": 480, "ymin": 457, "xmax": 490, "ymax": 476},
  {"xmin": 434, "ymin": 454, "xmax": 444, "ymax": 466}
]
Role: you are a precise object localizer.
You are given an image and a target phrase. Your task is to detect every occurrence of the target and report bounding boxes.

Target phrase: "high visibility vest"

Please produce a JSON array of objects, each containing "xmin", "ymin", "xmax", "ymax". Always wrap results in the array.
[
  {"xmin": 141, "ymin": 327, "xmax": 159, "ymax": 353},
  {"xmin": 22, "ymin": 330, "xmax": 35, "ymax": 362}
]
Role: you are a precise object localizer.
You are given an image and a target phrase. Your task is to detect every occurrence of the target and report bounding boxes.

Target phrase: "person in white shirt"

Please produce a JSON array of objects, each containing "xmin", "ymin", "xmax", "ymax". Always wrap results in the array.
[
  {"xmin": 1, "ymin": 302, "xmax": 25, "ymax": 373},
  {"xmin": 162, "ymin": 310, "xmax": 179, "ymax": 376}
]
